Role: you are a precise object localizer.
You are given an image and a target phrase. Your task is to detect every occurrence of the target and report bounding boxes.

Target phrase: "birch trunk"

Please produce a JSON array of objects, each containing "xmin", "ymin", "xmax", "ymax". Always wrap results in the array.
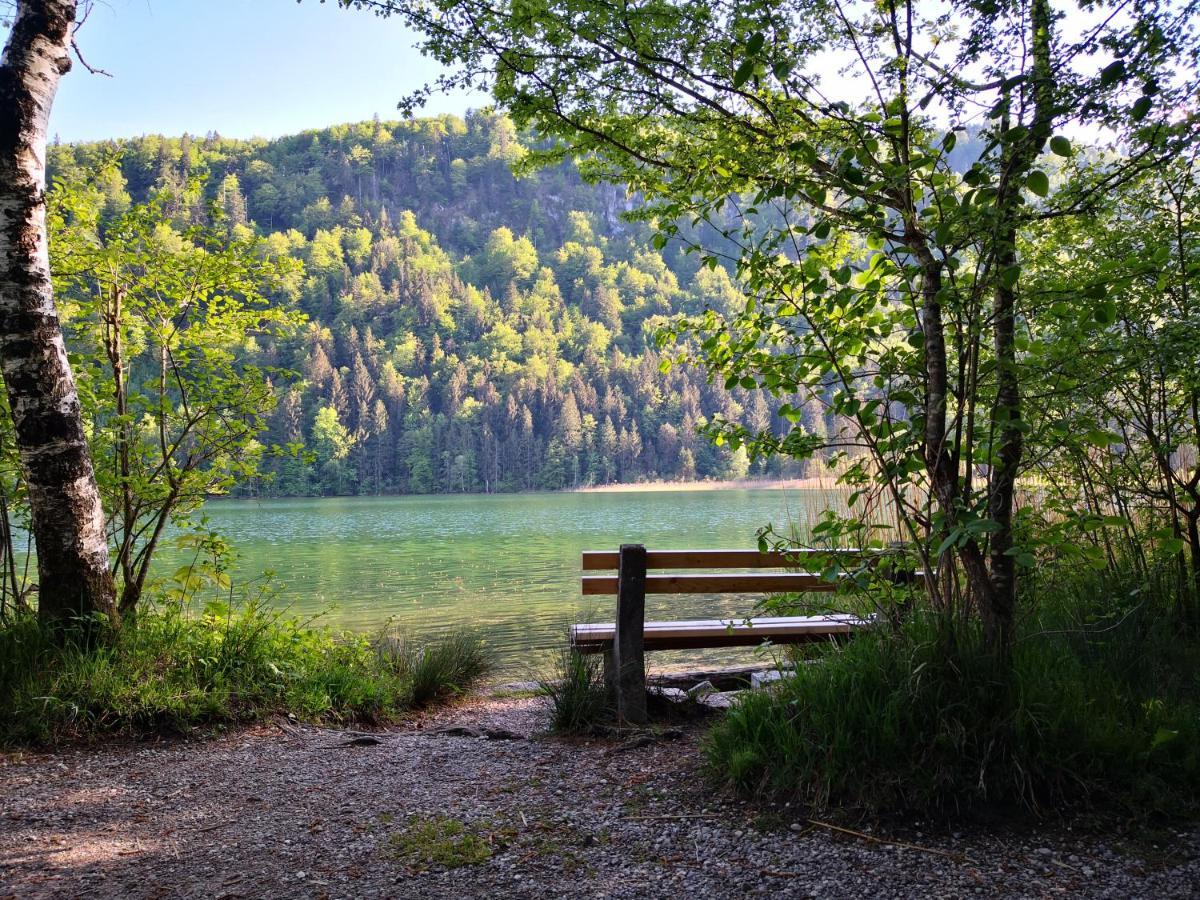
[{"xmin": 0, "ymin": 0, "xmax": 117, "ymax": 627}]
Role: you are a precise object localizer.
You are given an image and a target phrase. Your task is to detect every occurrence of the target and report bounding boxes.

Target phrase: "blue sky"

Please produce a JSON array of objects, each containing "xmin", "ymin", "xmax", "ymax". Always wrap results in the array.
[{"xmin": 49, "ymin": 0, "xmax": 482, "ymax": 142}]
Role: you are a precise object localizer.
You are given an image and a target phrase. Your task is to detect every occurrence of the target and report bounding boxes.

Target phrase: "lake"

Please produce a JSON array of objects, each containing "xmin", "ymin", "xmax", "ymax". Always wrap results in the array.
[{"xmin": 165, "ymin": 488, "xmax": 843, "ymax": 676}]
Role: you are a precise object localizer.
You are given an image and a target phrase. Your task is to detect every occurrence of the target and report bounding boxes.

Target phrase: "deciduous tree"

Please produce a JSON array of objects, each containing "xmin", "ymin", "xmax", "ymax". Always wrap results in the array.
[
  {"xmin": 347, "ymin": 0, "xmax": 1194, "ymax": 658},
  {"xmin": 0, "ymin": 0, "xmax": 116, "ymax": 626}
]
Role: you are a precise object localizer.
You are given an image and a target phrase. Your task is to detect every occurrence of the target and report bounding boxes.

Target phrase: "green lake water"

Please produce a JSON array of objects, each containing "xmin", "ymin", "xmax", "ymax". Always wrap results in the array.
[{"xmin": 165, "ymin": 488, "xmax": 837, "ymax": 676}]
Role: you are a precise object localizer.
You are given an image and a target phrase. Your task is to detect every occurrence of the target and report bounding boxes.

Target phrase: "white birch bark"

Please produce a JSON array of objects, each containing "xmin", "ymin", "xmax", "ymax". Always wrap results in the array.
[{"xmin": 0, "ymin": 0, "xmax": 116, "ymax": 625}]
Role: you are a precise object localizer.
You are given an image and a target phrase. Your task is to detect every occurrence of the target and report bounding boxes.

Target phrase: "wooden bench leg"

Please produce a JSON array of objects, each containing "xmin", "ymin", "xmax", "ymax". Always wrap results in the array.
[{"xmin": 613, "ymin": 543, "xmax": 647, "ymax": 725}]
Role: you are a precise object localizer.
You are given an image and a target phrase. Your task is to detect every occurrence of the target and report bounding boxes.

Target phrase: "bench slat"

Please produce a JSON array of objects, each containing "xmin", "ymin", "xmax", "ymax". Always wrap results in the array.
[
  {"xmin": 581, "ymin": 572, "xmax": 837, "ymax": 596},
  {"xmin": 581, "ymin": 548, "xmax": 864, "ymax": 571},
  {"xmin": 570, "ymin": 614, "xmax": 869, "ymax": 653}
]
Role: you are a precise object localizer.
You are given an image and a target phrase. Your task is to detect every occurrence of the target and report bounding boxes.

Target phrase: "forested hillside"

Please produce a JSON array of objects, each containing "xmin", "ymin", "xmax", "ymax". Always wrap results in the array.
[{"xmin": 48, "ymin": 114, "xmax": 818, "ymax": 496}]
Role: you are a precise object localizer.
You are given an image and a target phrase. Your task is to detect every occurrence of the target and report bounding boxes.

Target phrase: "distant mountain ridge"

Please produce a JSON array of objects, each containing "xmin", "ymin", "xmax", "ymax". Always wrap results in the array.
[{"xmin": 48, "ymin": 114, "xmax": 825, "ymax": 496}]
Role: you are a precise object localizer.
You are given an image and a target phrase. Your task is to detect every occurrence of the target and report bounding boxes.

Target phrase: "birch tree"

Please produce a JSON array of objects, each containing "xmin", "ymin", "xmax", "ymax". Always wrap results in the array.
[{"xmin": 0, "ymin": 0, "xmax": 116, "ymax": 626}]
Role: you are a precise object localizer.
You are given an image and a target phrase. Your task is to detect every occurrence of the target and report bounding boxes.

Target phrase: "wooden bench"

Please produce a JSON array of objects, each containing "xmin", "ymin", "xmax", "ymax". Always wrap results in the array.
[{"xmin": 570, "ymin": 545, "xmax": 878, "ymax": 724}]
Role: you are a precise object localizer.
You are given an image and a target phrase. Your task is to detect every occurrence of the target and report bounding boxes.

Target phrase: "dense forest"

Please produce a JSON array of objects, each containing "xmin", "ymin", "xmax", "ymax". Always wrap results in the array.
[{"xmin": 48, "ymin": 114, "xmax": 818, "ymax": 496}]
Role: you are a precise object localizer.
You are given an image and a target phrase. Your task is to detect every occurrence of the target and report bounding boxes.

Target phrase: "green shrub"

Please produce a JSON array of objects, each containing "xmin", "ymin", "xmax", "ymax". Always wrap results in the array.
[
  {"xmin": 707, "ymin": 562, "xmax": 1200, "ymax": 818},
  {"xmin": 540, "ymin": 647, "xmax": 612, "ymax": 734},
  {"xmin": 0, "ymin": 602, "xmax": 492, "ymax": 746}
]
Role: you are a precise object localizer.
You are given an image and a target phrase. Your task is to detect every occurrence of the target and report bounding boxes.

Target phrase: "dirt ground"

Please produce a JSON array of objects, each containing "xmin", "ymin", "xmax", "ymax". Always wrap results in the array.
[{"xmin": 2, "ymin": 694, "xmax": 1198, "ymax": 899}]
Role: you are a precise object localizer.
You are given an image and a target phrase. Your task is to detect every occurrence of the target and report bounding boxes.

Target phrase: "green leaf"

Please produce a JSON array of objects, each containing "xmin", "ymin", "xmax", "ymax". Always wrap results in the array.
[
  {"xmin": 733, "ymin": 59, "xmax": 756, "ymax": 89},
  {"xmin": 1100, "ymin": 59, "xmax": 1126, "ymax": 88},
  {"xmin": 1151, "ymin": 728, "xmax": 1180, "ymax": 750},
  {"xmin": 1161, "ymin": 537, "xmax": 1186, "ymax": 555},
  {"xmin": 965, "ymin": 518, "xmax": 1003, "ymax": 535},
  {"xmin": 1130, "ymin": 96, "xmax": 1153, "ymax": 120},
  {"xmin": 746, "ymin": 32, "xmax": 765, "ymax": 55},
  {"xmin": 1049, "ymin": 135, "xmax": 1072, "ymax": 157},
  {"xmin": 935, "ymin": 532, "xmax": 960, "ymax": 558},
  {"xmin": 1093, "ymin": 300, "xmax": 1118, "ymax": 325},
  {"xmin": 1026, "ymin": 170, "xmax": 1050, "ymax": 197},
  {"xmin": 779, "ymin": 404, "xmax": 802, "ymax": 424}
]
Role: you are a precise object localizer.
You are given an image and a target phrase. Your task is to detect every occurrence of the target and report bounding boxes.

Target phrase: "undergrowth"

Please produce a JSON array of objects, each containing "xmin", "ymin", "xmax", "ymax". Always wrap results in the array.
[
  {"xmin": 539, "ymin": 643, "xmax": 711, "ymax": 734},
  {"xmin": 539, "ymin": 647, "xmax": 612, "ymax": 734},
  {"xmin": 706, "ymin": 560, "xmax": 1200, "ymax": 819},
  {"xmin": 0, "ymin": 601, "xmax": 492, "ymax": 746}
]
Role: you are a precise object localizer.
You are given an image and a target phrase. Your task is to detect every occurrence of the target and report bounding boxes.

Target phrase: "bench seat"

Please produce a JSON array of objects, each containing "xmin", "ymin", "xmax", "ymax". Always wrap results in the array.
[{"xmin": 570, "ymin": 613, "xmax": 871, "ymax": 653}]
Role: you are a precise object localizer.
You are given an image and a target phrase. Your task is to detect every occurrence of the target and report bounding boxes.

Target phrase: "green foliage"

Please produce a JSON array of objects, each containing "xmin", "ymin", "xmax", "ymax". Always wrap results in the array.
[
  {"xmin": 707, "ymin": 562, "xmax": 1200, "ymax": 818},
  {"xmin": 44, "ymin": 177, "xmax": 305, "ymax": 611},
  {"xmin": 0, "ymin": 602, "xmax": 491, "ymax": 746},
  {"xmin": 46, "ymin": 117, "xmax": 803, "ymax": 498},
  {"xmin": 351, "ymin": 0, "xmax": 1195, "ymax": 655},
  {"xmin": 539, "ymin": 647, "xmax": 612, "ymax": 734},
  {"xmin": 1020, "ymin": 156, "xmax": 1200, "ymax": 624}
]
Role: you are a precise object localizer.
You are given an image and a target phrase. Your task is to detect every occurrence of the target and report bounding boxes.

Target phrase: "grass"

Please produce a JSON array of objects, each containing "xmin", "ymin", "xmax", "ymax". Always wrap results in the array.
[
  {"xmin": 384, "ymin": 816, "xmax": 494, "ymax": 869},
  {"xmin": 706, "ymin": 560, "xmax": 1200, "ymax": 819},
  {"xmin": 539, "ymin": 646, "xmax": 612, "ymax": 734},
  {"xmin": 375, "ymin": 630, "xmax": 495, "ymax": 706},
  {"xmin": 539, "ymin": 643, "xmax": 711, "ymax": 734},
  {"xmin": 382, "ymin": 814, "xmax": 596, "ymax": 873},
  {"xmin": 0, "ymin": 601, "xmax": 493, "ymax": 746}
]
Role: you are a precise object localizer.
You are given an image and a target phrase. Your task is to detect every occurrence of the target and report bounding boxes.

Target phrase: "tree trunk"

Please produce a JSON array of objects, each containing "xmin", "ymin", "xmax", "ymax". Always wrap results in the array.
[
  {"xmin": 985, "ymin": 233, "xmax": 1022, "ymax": 659},
  {"xmin": 915, "ymin": 248, "xmax": 994, "ymax": 623},
  {"xmin": 1185, "ymin": 510, "xmax": 1200, "ymax": 626},
  {"xmin": 978, "ymin": 0, "xmax": 1054, "ymax": 659},
  {"xmin": 0, "ymin": 0, "xmax": 117, "ymax": 627}
]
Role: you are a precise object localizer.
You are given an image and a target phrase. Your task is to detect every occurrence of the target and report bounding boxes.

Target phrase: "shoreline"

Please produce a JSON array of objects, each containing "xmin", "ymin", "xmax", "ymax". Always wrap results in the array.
[
  {"xmin": 217, "ymin": 477, "xmax": 849, "ymax": 502},
  {"xmin": 568, "ymin": 477, "xmax": 846, "ymax": 493}
]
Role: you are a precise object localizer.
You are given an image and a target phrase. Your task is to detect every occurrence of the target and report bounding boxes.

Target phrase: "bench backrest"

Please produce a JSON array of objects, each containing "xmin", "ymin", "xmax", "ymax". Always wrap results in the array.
[{"xmin": 580, "ymin": 547, "xmax": 867, "ymax": 596}]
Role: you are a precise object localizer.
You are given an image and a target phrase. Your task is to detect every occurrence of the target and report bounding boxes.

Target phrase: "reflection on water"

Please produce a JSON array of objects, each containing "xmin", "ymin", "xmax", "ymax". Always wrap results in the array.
[{"xmin": 157, "ymin": 489, "xmax": 840, "ymax": 674}]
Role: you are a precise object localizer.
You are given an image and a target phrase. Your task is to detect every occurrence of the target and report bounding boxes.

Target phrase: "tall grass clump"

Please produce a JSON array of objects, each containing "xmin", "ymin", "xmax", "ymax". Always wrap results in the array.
[
  {"xmin": 540, "ymin": 647, "xmax": 612, "ymax": 734},
  {"xmin": 375, "ymin": 630, "xmax": 495, "ymax": 706},
  {"xmin": 707, "ymin": 560, "xmax": 1200, "ymax": 818},
  {"xmin": 0, "ymin": 602, "xmax": 492, "ymax": 746}
]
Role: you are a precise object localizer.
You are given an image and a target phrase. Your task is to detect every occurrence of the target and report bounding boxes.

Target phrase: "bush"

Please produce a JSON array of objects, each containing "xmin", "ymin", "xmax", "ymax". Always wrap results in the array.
[
  {"xmin": 540, "ymin": 647, "xmax": 612, "ymax": 734},
  {"xmin": 0, "ymin": 602, "xmax": 493, "ymax": 746},
  {"xmin": 707, "ymin": 562, "xmax": 1200, "ymax": 818}
]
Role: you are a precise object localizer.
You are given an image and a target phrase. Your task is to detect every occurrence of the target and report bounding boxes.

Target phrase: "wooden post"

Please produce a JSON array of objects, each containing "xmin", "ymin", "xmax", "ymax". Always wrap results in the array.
[
  {"xmin": 602, "ymin": 642, "xmax": 616, "ymax": 698},
  {"xmin": 613, "ymin": 543, "xmax": 647, "ymax": 725}
]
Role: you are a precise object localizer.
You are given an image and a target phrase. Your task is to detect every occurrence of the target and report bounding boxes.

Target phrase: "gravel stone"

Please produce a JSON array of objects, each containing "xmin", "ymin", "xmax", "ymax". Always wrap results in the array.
[{"xmin": 1, "ymin": 695, "xmax": 1197, "ymax": 898}]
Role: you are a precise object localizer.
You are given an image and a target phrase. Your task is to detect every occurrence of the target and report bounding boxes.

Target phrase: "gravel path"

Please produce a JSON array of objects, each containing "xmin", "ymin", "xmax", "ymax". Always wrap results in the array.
[{"xmin": 1, "ymin": 694, "xmax": 1197, "ymax": 899}]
